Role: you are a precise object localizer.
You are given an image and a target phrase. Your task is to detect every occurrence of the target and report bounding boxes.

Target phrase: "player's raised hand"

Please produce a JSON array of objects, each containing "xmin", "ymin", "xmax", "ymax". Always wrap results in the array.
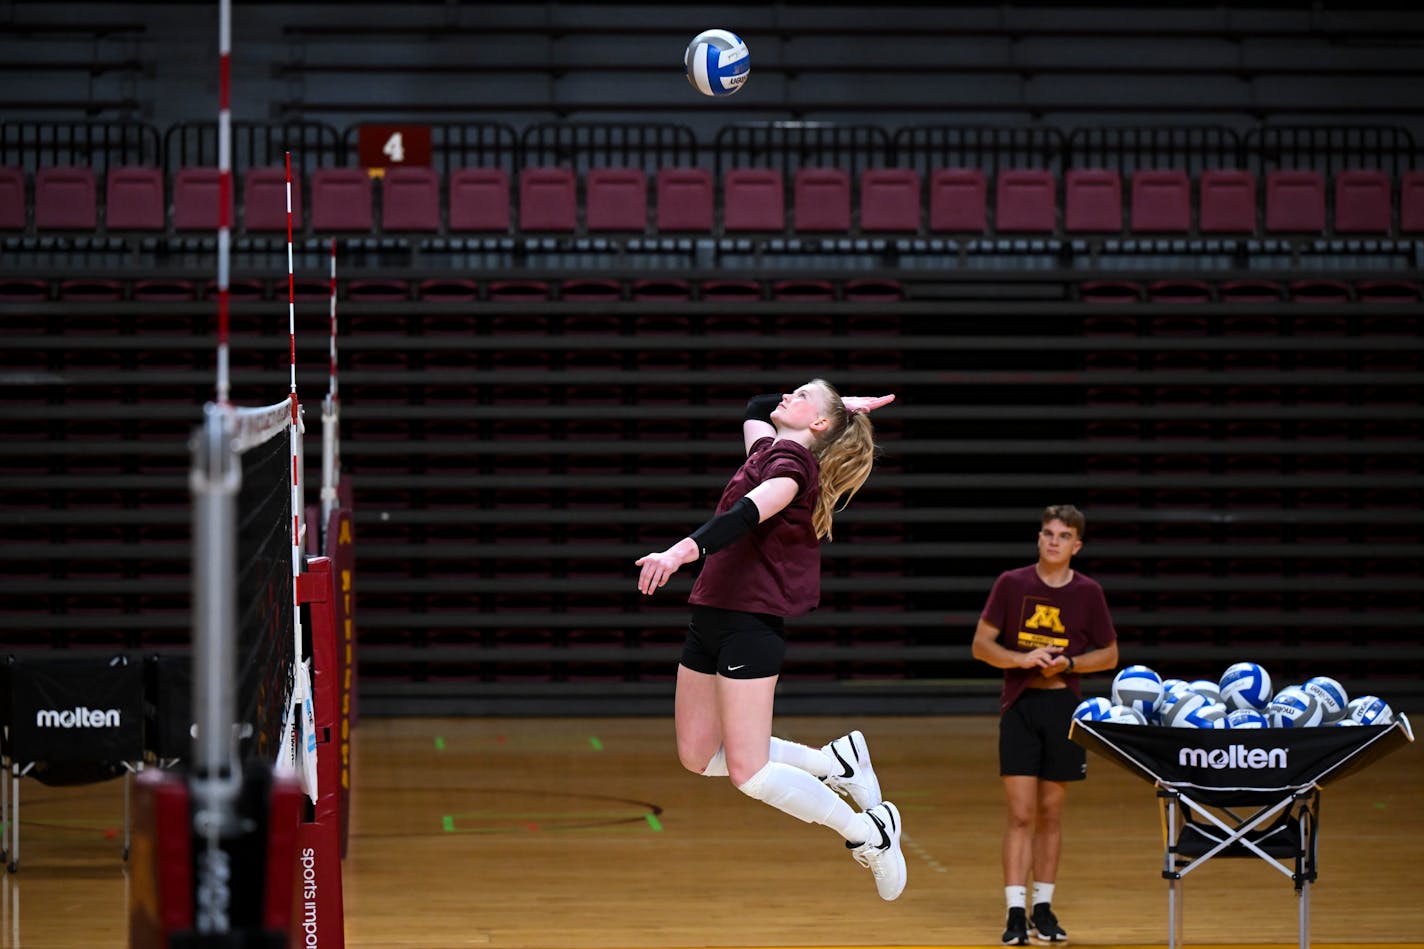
[{"xmin": 841, "ymin": 394, "xmax": 896, "ymax": 415}]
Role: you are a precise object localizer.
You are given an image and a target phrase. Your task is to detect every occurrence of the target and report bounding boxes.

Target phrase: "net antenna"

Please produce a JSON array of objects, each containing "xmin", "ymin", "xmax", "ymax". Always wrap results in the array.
[
  {"xmin": 214, "ymin": 0, "xmax": 232, "ymax": 406},
  {"xmin": 320, "ymin": 237, "xmax": 341, "ymax": 537}
]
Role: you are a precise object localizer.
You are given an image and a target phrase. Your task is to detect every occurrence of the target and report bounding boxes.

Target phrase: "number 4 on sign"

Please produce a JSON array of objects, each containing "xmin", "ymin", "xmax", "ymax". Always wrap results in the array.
[{"xmin": 382, "ymin": 132, "xmax": 404, "ymax": 164}]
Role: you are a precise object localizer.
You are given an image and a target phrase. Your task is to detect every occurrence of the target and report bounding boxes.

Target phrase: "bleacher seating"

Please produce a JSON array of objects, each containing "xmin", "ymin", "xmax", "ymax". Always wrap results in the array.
[{"xmin": 1, "ymin": 117, "xmax": 1421, "ymax": 715}]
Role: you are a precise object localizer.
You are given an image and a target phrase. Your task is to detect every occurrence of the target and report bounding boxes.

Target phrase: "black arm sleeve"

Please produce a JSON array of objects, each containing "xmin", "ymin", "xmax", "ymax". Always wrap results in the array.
[
  {"xmin": 743, "ymin": 394, "xmax": 781, "ymax": 425},
  {"xmin": 687, "ymin": 496, "xmax": 760, "ymax": 559}
]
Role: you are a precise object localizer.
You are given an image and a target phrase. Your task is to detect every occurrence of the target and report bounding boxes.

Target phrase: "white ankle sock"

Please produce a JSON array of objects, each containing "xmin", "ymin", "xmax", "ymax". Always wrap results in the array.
[
  {"xmin": 768, "ymin": 736, "xmax": 837, "ymax": 777},
  {"xmin": 699, "ymin": 747, "xmax": 728, "ymax": 776},
  {"xmin": 1006, "ymin": 885, "xmax": 1027, "ymax": 910},
  {"xmin": 1032, "ymin": 882, "xmax": 1055, "ymax": 907},
  {"xmin": 737, "ymin": 761, "xmax": 869, "ymax": 842}
]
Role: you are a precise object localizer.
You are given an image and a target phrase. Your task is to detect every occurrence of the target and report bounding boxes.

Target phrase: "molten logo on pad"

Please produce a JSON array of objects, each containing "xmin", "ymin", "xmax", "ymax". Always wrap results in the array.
[{"xmin": 35, "ymin": 707, "xmax": 121, "ymax": 728}]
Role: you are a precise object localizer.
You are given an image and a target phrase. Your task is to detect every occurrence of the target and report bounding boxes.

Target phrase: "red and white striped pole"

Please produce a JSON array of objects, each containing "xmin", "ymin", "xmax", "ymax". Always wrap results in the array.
[
  {"xmin": 285, "ymin": 150, "xmax": 302, "ymax": 573},
  {"xmin": 328, "ymin": 237, "xmax": 338, "ymax": 405},
  {"xmin": 215, "ymin": 0, "xmax": 232, "ymax": 405}
]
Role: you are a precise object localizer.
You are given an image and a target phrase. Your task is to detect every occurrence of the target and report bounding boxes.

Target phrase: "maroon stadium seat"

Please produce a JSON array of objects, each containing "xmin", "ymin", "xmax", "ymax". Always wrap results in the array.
[
  {"xmin": 995, "ymin": 169, "xmax": 1056, "ymax": 233},
  {"xmin": 243, "ymin": 166, "xmax": 303, "ymax": 232},
  {"xmin": 172, "ymin": 167, "xmax": 228, "ymax": 231},
  {"xmin": 585, "ymin": 167, "xmax": 647, "ymax": 232},
  {"xmin": 0, "ymin": 167, "xmax": 24, "ymax": 230},
  {"xmin": 105, "ymin": 166, "xmax": 165, "ymax": 230},
  {"xmin": 381, "ymin": 165, "xmax": 440, "ymax": 232},
  {"xmin": 1402, "ymin": 172, "xmax": 1424, "ymax": 233},
  {"xmin": 311, "ymin": 168, "xmax": 373, "ymax": 232},
  {"xmin": 859, "ymin": 168, "xmax": 920, "ymax": 233},
  {"xmin": 1333, "ymin": 169, "xmax": 1391, "ymax": 234},
  {"xmin": 518, "ymin": 166, "xmax": 577, "ymax": 231},
  {"xmin": 928, "ymin": 168, "xmax": 986, "ymax": 233},
  {"xmin": 655, "ymin": 167, "xmax": 714, "ymax": 232},
  {"xmin": 1198, "ymin": 170, "xmax": 1256, "ymax": 234},
  {"xmin": 1064, "ymin": 168, "xmax": 1122, "ymax": 233},
  {"xmin": 793, "ymin": 167, "xmax": 851, "ymax": 232},
  {"xmin": 35, "ymin": 166, "xmax": 97, "ymax": 230},
  {"xmin": 723, "ymin": 168, "xmax": 785, "ymax": 232},
  {"xmin": 1264, "ymin": 169, "xmax": 1325, "ymax": 233},
  {"xmin": 448, "ymin": 168, "xmax": 510, "ymax": 232},
  {"xmin": 1130, "ymin": 169, "xmax": 1191, "ymax": 233}
]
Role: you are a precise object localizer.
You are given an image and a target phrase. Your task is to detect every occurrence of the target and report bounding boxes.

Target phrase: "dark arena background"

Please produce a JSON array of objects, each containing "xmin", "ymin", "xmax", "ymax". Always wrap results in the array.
[{"xmin": 0, "ymin": 2, "xmax": 1421, "ymax": 948}]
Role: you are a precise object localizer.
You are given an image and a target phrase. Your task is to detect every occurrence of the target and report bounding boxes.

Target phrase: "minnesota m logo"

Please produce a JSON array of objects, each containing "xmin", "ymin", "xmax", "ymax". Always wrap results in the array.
[{"xmin": 1024, "ymin": 604, "xmax": 1066, "ymax": 634}]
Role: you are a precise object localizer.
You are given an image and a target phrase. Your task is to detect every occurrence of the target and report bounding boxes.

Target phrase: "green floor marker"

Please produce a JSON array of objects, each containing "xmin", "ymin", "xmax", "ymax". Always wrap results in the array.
[
  {"xmin": 442, "ymin": 815, "xmax": 455, "ymax": 832},
  {"xmin": 644, "ymin": 813, "xmax": 663, "ymax": 832},
  {"xmin": 588, "ymin": 736, "xmax": 603, "ymax": 751},
  {"xmin": 434, "ymin": 736, "xmax": 446, "ymax": 751}
]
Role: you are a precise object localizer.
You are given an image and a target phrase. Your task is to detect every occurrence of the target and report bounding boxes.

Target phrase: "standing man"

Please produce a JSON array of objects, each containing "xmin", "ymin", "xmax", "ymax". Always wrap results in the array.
[{"xmin": 972, "ymin": 505, "xmax": 1119, "ymax": 946}]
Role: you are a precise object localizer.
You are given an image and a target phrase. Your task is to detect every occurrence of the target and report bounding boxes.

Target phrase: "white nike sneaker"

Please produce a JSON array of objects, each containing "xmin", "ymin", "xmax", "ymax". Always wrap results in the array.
[
  {"xmin": 821, "ymin": 729, "xmax": 883, "ymax": 810},
  {"xmin": 848, "ymin": 802, "xmax": 906, "ymax": 901}
]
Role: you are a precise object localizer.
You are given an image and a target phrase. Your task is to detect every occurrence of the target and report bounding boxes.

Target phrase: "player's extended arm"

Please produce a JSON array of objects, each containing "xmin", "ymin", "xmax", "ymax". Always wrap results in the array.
[
  {"xmin": 972, "ymin": 618, "xmax": 1060, "ymax": 671},
  {"xmin": 634, "ymin": 477, "xmax": 799, "ymax": 594}
]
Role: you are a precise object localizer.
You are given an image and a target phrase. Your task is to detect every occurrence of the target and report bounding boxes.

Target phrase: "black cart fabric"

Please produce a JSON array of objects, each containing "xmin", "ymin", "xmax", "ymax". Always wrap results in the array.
[
  {"xmin": 1071, "ymin": 717, "xmax": 1414, "ymax": 805},
  {"xmin": 4, "ymin": 654, "xmax": 144, "ymax": 766}
]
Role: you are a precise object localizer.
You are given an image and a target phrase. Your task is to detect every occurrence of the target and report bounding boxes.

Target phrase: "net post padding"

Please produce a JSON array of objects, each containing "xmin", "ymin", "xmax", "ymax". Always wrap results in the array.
[{"xmin": 293, "ymin": 555, "xmax": 347, "ymax": 944}]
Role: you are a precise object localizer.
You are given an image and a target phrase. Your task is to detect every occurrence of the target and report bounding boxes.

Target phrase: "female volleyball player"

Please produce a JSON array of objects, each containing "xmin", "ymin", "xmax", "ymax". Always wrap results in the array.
[{"xmin": 634, "ymin": 381, "xmax": 906, "ymax": 901}]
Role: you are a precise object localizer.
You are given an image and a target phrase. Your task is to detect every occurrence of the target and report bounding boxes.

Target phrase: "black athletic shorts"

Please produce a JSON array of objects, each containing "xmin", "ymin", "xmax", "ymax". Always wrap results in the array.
[
  {"xmin": 680, "ymin": 604, "xmax": 786, "ymax": 680},
  {"xmin": 999, "ymin": 688, "xmax": 1088, "ymax": 782}
]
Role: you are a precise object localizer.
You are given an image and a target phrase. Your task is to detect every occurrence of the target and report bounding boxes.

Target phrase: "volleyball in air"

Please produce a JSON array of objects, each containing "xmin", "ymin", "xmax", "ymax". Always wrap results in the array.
[
  {"xmin": 684, "ymin": 29, "xmax": 750, "ymax": 97},
  {"xmin": 1111, "ymin": 665, "xmax": 1163, "ymax": 718},
  {"xmin": 1219, "ymin": 661, "xmax": 1272, "ymax": 711}
]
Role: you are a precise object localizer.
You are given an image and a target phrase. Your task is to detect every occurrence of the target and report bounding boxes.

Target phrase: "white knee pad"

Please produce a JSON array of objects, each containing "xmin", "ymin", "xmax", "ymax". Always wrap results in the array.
[
  {"xmin": 699, "ymin": 746, "xmax": 728, "ymax": 777},
  {"xmin": 736, "ymin": 761, "xmax": 841, "ymax": 825}
]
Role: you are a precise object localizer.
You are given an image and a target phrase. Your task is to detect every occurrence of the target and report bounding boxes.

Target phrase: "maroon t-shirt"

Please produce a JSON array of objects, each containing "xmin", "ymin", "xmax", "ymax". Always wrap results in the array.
[
  {"xmin": 981, "ymin": 564, "xmax": 1117, "ymax": 715},
  {"xmin": 688, "ymin": 436, "xmax": 821, "ymax": 617}
]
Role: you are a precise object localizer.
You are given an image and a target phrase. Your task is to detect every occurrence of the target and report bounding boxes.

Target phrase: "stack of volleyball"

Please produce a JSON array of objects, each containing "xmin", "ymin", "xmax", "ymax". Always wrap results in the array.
[{"xmin": 1073, "ymin": 663, "xmax": 1399, "ymax": 729}]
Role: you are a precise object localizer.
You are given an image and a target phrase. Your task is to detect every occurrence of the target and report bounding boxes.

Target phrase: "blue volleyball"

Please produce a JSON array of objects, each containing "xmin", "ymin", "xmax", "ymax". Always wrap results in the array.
[
  {"xmin": 1302, "ymin": 676, "xmax": 1348, "ymax": 722},
  {"xmin": 1111, "ymin": 665, "xmax": 1163, "ymax": 718},
  {"xmin": 1226, "ymin": 708, "xmax": 1270, "ymax": 729},
  {"xmin": 1072, "ymin": 697, "xmax": 1113, "ymax": 722},
  {"xmin": 1219, "ymin": 661, "xmax": 1272, "ymax": 711},
  {"xmin": 684, "ymin": 29, "xmax": 750, "ymax": 97},
  {"xmin": 1188, "ymin": 679, "xmax": 1222, "ymax": 704},
  {"xmin": 1267, "ymin": 686, "xmax": 1322, "ymax": 728},
  {"xmin": 1105, "ymin": 704, "xmax": 1147, "ymax": 725},
  {"xmin": 1347, "ymin": 695, "xmax": 1394, "ymax": 726}
]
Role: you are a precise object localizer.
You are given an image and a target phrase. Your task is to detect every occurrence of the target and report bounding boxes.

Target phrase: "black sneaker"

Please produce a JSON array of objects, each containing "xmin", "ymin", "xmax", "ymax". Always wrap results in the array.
[
  {"xmin": 1002, "ymin": 906, "xmax": 1029, "ymax": 946},
  {"xmin": 1030, "ymin": 902, "xmax": 1068, "ymax": 944}
]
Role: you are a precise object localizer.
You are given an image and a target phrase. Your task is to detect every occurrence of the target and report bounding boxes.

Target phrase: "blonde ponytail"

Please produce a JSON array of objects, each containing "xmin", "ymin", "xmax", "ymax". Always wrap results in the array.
[{"xmin": 807, "ymin": 379, "xmax": 878, "ymax": 540}]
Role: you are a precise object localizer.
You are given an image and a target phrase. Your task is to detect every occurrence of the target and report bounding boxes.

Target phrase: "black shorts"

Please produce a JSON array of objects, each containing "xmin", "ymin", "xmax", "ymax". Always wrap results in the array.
[
  {"xmin": 680, "ymin": 605, "xmax": 786, "ymax": 680},
  {"xmin": 999, "ymin": 688, "xmax": 1088, "ymax": 782}
]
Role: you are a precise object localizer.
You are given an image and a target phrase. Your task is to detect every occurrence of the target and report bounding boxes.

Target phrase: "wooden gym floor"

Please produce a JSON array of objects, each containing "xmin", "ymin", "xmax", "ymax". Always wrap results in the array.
[{"xmin": 3, "ymin": 714, "xmax": 1420, "ymax": 948}]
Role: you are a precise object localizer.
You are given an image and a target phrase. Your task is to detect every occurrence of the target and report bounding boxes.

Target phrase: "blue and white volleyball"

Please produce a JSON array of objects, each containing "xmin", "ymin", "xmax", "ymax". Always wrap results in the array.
[
  {"xmin": 1106, "ymin": 704, "xmax": 1148, "ymax": 725},
  {"xmin": 1267, "ymin": 686, "xmax": 1323, "ymax": 728},
  {"xmin": 1161, "ymin": 679, "xmax": 1191, "ymax": 699},
  {"xmin": 1111, "ymin": 665, "xmax": 1164, "ymax": 718},
  {"xmin": 684, "ymin": 29, "xmax": 750, "ymax": 97},
  {"xmin": 1302, "ymin": 676, "xmax": 1348, "ymax": 722},
  {"xmin": 1226, "ymin": 708, "xmax": 1270, "ymax": 729},
  {"xmin": 1219, "ymin": 661, "xmax": 1272, "ymax": 710},
  {"xmin": 1347, "ymin": 695, "xmax": 1394, "ymax": 726},
  {"xmin": 1072, "ymin": 697, "xmax": 1114, "ymax": 722},
  {"xmin": 1162, "ymin": 690, "xmax": 1208, "ymax": 727},
  {"xmin": 1169, "ymin": 693, "xmax": 1225, "ymax": 728},
  {"xmin": 1188, "ymin": 679, "xmax": 1222, "ymax": 704}
]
